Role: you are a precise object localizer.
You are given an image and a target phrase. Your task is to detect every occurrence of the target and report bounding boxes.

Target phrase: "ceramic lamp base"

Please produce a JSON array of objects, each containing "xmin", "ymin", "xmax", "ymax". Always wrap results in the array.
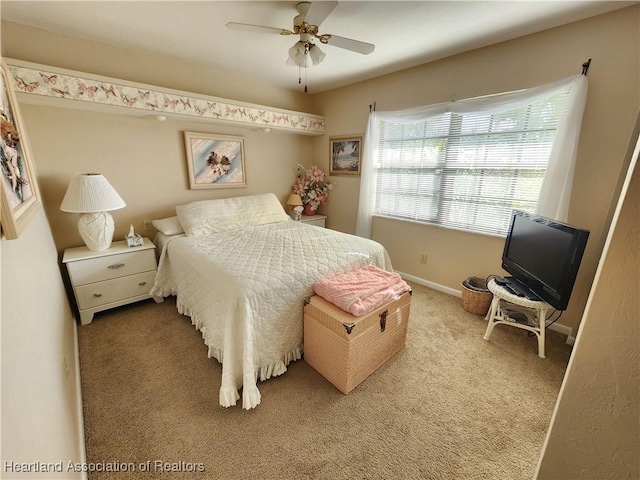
[{"xmin": 78, "ymin": 211, "xmax": 115, "ymax": 251}]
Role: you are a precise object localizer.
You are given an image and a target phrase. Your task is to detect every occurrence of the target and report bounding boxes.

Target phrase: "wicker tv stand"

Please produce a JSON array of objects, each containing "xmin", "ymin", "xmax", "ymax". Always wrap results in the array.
[{"xmin": 483, "ymin": 278, "xmax": 551, "ymax": 359}]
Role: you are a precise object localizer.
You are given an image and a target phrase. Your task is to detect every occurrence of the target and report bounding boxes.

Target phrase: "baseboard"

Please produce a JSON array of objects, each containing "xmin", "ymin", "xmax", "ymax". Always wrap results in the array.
[
  {"xmin": 558, "ymin": 328, "xmax": 576, "ymax": 346},
  {"xmin": 397, "ymin": 271, "xmax": 575, "ymax": 344},
  {"xmin": 73, "ymin": 320, "xmax": 88, "ymax": 480},
  {"xmin": 398, "ymin": 271, "xmax": 463, "ymax": 298}
]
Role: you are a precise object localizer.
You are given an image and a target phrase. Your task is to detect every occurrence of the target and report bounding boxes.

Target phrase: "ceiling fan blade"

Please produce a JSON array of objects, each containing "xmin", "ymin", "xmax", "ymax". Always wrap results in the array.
[
  {"xmin": 226, "ymin": 22, "xmax": 292, "ymax": 36},
  {"xmin": 303, "ymin": 1, "xmax": 338, "ymax": 27},
  {"xmin": 324, "ymin": 34, "xmax": 375, "ymax": 55}
]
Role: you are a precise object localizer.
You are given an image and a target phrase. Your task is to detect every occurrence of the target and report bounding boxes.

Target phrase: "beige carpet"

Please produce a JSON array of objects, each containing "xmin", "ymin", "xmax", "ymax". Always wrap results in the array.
[{"xmin": 78, "ymin": 282, "xmax": 572, "ymax": 480}]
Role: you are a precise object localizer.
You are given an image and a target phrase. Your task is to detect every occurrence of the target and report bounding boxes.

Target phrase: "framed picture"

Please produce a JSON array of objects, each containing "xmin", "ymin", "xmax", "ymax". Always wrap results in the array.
[
  {"xmin": 184, "ymin": 131, "xmax": 246, "ymax": 189},
  {"xmin": 329, "ymin": 135, "xmax": 362, "ymax": 176},
  {"xmin": 0, "ymin": 61, "xmax": 41, "ymax": 239}
]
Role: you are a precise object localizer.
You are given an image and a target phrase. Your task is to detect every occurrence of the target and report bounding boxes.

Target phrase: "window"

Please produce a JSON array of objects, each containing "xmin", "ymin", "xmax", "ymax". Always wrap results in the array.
[{"xmin": 371, "ymin": 87, "xmax": 574, "ymax": 236}]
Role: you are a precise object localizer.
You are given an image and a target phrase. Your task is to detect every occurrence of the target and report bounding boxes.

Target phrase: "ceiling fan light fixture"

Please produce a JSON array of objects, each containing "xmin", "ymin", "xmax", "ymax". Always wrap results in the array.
[
  {"xmin": 286, "ymin": 41, "xmax": 324, "ymax": 68},
  {"xmin": 227, "ymin": 1, "xmax": 373, "ymax": 93},
  {"xmin": 308, "ymin": 43, "xmax": 326, "ymax": 65},
  {"xmin": 286, "ymin": 41, "xmax": 306, "ymax": 66}
]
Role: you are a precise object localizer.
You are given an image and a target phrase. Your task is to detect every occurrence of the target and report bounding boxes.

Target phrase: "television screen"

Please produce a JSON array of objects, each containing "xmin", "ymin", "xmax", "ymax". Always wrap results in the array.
[{"xmin": 501, "ymin": 211, "xmax": 589, "ymax": 310}]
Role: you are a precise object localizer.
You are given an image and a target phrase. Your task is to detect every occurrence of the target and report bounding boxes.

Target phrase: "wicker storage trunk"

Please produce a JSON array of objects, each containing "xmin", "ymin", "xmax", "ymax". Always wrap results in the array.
[{"xmin": 303, "ymin": 291, "xmax": 411, "ymax": 394}]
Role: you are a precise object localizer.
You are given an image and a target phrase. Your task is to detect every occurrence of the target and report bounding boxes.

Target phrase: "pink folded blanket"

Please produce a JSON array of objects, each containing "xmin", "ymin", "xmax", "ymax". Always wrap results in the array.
[{"xmin": 313, "ymin": 265, "xmax": 411, "ymax": 317}]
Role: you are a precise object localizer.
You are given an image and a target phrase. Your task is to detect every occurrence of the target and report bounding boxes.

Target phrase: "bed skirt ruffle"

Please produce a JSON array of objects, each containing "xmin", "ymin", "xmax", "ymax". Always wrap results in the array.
[{"xmin": 170, "ymin": 294, "xmax": 302, "ymax": 410}]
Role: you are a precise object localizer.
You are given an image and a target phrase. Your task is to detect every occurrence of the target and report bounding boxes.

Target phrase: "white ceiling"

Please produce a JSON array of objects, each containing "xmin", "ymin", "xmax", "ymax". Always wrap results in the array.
[{"xmin": 1, "ymin": 1, "xmax": 636, "ymax": 94}]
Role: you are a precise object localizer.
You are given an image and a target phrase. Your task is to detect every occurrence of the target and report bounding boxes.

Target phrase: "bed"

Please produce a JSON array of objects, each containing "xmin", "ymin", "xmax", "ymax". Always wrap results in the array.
[{"xmin": 150, "ymin": 193, "xmax": 392, "ymax": 409}]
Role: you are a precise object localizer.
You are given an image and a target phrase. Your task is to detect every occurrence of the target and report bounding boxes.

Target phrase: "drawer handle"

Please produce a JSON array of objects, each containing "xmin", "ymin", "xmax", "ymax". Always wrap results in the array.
[
  {"xmin": 138, "ymin": 281, "xmax": 147, "ymax": 286},
  {"xmin": 93, "ymin": 293, "xmax": 103, "ymax": 298},
  {"xmin": 108, "ymin": 263, "xmax": 125, "ymax": 269}
]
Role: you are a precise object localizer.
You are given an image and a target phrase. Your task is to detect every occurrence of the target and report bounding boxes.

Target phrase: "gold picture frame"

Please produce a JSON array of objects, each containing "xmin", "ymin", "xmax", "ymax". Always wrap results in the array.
[
  {"xmin": 1, "ymin": 61, "xmax": 41, "ymax": 239},
  {"xmin": 329, "ymin": 135, "xmax": 362, "ymax": 176},
  {"xmin": 184, "ymin": 131, "xmax": 246, "ymax": 189}
]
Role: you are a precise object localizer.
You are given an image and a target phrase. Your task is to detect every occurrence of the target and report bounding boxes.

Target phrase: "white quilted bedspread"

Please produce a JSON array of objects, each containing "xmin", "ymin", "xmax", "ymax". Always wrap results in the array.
[{"xmin": 150, "ymin": 220, "xmax": 392, "ymax": 409}]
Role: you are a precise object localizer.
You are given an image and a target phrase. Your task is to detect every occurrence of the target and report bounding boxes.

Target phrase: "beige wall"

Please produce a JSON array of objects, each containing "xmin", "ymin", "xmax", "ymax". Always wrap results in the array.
[
  {"xmin": 1, "ymin": 207, "xmax": 84, "ymax": 479},
  {"xmin": 21, "ymin": 105, "xmax": 312, "ymax": 252},
  {"xmin": 312, "ymin": 6, "xmax": 640, "ymax": 333},
  {"xmin": 536, "ymin": 122, "xmax": 639, "ymax": 478}
]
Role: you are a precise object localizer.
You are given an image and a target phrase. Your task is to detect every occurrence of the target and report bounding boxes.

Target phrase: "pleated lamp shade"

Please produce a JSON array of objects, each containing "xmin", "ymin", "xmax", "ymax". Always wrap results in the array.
[
  {"xmin": 60, "ymin": 173, "xmax": 126, "ymax": 251},
  {"xmin": 60, "ymin": 173, "xmax": 126, "ymax": 213},
  {"xmin": 286, "ymin": 193, "xmax": 303, "ymax": 207}
]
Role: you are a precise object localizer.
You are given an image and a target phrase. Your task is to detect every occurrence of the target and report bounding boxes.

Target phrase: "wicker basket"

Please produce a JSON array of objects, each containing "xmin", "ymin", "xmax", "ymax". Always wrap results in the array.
[{"xmin": 461, "ymin": 276, "xmax": 493, "ymax": 315}]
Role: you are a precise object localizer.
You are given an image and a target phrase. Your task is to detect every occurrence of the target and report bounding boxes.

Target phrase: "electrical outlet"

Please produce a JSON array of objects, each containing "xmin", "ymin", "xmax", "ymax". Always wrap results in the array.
[
  {"xmin": 143, "ymin": 220, "xmax": 152, "ymax": 231},
  {"xmin": 420, "ymin": 253, "xmax": 427, "ymax": 264}
]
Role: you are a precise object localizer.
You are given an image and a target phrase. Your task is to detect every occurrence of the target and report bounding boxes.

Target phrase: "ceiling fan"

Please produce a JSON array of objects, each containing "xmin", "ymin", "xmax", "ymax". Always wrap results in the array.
[{"xmin": 226, "ymin": 1, "xmax": 375, "ymax": 92}]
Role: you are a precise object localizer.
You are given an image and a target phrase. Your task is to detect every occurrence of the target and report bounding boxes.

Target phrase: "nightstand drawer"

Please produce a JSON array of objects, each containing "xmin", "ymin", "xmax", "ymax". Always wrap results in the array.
[
  {"xmin": 67, "ymin": 249, "xmax": 156, "ymax": 286},
  {"xmin": 75, "ymin": 270, "xmax": 156, "ymax": 310}
]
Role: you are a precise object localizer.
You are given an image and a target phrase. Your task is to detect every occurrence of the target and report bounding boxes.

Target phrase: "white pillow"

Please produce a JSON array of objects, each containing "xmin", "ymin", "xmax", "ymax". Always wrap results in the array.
[
  {"xmin": 151, "ymin": 216, "xmax": 184, "ymax": 235},
  {"xmin": 176, "ymin": 193, "xmax": 290, "ymax": 236}
]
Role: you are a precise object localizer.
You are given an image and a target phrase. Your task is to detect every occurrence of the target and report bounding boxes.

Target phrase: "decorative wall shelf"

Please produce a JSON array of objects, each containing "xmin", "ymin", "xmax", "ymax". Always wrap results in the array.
[{"xmin": 5, "ymin": 59, "xmax": 325, "ymax": 135}]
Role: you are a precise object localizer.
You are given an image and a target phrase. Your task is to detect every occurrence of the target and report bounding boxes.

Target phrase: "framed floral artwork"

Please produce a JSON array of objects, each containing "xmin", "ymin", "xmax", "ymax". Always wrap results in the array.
[
  {"xmin": 329, "ymin": 135, "xmax": 362, "ymax": 176},
  {"xmin": 184, "ymin": 131, "xmax": 246, "ymax": 189},
  {"xmin": 0, "ymin": 61, "xmax": 41, "ymax": 239}
]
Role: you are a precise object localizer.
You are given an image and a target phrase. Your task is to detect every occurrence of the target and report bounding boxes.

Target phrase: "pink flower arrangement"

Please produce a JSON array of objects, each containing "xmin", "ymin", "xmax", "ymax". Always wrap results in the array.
[{"xmin": 293, "ymin": 164, "xmax": 333, "ymax": 211}]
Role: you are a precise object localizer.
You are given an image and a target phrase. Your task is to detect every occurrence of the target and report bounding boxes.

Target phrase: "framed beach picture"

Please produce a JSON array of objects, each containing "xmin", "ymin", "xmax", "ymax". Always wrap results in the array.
[
  {"xmin": 184, "ymin": 131, "xmax": 246, "ymax": 189},
  {"xmin": 0, "ymin": 61, "xmax": 41, "ymax": 239},
  {"xmin": 329, "ymin": 135, "xmax": 362, "ymax": 176}
]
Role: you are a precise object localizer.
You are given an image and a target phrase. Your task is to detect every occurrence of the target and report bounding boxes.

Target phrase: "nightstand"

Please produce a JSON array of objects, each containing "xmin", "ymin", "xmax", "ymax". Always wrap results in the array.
[
  {"xmin": 299, "ymin": 214, "xmax": 327, "ymax": 228},
  {"xmin": 62, "ymin": 238, "xmax": 159, "ymax": 325}
]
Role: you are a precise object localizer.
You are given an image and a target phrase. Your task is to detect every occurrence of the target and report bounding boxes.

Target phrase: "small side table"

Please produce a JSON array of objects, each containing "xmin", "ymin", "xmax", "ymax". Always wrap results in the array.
[
  {"xmin": 63, "ymin": 238, "xmax": 159, "ymax": 325},
  {"xmin": 483, "ymin": 278, "xmax": 551, "ymax": 358},
  {"xmin": 299, "ymin": 214, "xmax": 326, "ymax": 228}
]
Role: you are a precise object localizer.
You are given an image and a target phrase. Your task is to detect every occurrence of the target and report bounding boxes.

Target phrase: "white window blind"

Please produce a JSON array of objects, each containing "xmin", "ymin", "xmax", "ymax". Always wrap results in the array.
[{"xmin": 372, "ymin": 88, "xmax": 573, "ymax": 236}]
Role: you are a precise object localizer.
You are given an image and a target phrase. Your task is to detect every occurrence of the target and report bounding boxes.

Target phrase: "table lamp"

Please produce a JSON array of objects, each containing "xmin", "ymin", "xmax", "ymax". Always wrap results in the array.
[
  {"xmin": 286, "ymin": 193, "xmax": 304, "ymax": 220},
  {"xmin": 60, "ymin": 173, "xmax": 126, "ymax": 251}
]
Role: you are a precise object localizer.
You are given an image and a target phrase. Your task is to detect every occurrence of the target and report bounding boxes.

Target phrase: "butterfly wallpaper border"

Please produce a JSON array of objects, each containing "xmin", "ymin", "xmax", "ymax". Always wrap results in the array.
[
  {"xmin": 1, "ymin": 60, "xmax": 41, "ymax": 240},
  {"xmin": 7, "ymin": 61, "xmax": 325, "ymax": 135},
  {"xmin": 184, "ymin": 131, "xmax": 247, "ymax": 190}
]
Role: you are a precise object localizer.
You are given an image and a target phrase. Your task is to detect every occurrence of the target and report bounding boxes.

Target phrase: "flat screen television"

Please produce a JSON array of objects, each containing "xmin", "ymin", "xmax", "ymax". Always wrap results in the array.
[{"xmin": 500, "ymin": 210, "xmax": 590, "ymax": 311}]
